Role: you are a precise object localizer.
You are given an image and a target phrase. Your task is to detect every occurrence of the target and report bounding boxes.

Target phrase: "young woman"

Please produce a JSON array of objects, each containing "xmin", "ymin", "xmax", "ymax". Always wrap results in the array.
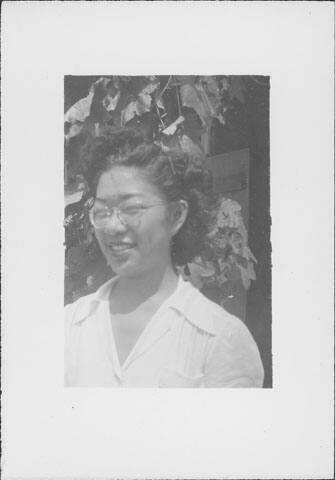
[{"xmin": 65, "ymin": 128, "xmax": 264, "ymax": 387}]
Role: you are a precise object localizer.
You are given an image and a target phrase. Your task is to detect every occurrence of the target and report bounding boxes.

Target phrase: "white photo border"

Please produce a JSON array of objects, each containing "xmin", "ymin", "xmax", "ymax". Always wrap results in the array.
[{"xmin": 2, "ymin": 2, "xmax": 334, "ymax": 479}]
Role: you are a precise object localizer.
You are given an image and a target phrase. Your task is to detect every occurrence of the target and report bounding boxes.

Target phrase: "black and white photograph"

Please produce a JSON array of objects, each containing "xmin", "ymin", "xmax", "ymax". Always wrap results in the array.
[
  {"xmin": 2, "ymin": 2, "xmax": 334, "ymax": 479},
  {"xmin": 64, "ymin": 75, "xmax": 271, "ymax": 388}
]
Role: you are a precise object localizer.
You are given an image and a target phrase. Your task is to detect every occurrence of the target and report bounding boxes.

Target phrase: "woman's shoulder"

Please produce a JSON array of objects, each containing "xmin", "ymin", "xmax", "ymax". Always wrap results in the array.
[
  {"xmin": 182, "ymin": 282, "xmax": 264, "ymax": 387},
  {"xmin": 176, "ymin": 278, "xmax": 249, "ymax": 338},
  {"xmin": 65, "ymin": 291, "xmax": 98, "ymax": 326},
  {"xmin": 65, "ymin": 276, "xmax": 116, "ymax": 326}
]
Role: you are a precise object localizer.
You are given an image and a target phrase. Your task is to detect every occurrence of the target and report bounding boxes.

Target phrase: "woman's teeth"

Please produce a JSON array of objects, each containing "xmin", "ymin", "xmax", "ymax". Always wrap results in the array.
[{"xmin": 109, "ymin": 243, "xmax": 135, "ymax": 252}]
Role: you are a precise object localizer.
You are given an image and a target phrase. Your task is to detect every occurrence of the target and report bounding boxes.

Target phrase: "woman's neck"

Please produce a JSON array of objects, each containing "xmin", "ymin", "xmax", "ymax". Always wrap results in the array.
[{"xmin": 110, "ymin": 263, "xmax": 179, "ymax": 314}]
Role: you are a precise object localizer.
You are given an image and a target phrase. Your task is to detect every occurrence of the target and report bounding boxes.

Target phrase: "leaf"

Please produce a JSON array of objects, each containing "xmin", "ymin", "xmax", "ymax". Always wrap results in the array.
[
  {"xmin": 179, "ymin": 78, "xmax": 227, "ymax": 142},
  {"xmin": 182, "ymin": 258, "xmax": 216, "ymax": 289},
  {"xmin": 162, "ymin": 116, "xmax": 184, "ymax": 136},
  {"xmin": 235, "ymin": 255, "xmax": 248, "ymax": 269},
  {"xmin": 216, "ymin": 114, "xmax": 226, "ymax": 126},
  {"xmin": 243, "ymin": 245, "xmax": 257, "ymax": 264},
  {"xmin": 64, "ymin": 123, "xmax": 84, "ymax": 143},
  {"xmin": 120, "ymin": 86, "xmax": 155, "ymax": 125},
  {"xmin": 218, "ymin": 257, "xmax": 230, "ymax": 271},
  {"xmin": 183, "ymin": 109, "xmax": 204, "ymax": 143},
  {"xmin": 196, "ymin": 78, "xmax": 226, "ymax": 126},
  {"xmin": 240, "ymin": 271, "xmax": 251, "ymax": 290},
  {"xmin": 179, "ymin": 134, "xmax": 204, "ymax": 160},
  {"xmin": 155, "ymin": 93, "xmax": 165, "ymax": 111},
  {"xmin": 142, "ymin": 79, "xmax": 160, "ymax": 95},
  {"xmin": 64, "ymin": 77, "xmax": 115, "ymax": 135},
  {"xmin": 228, "ymin": 231, "xmax": 243, "ymax": 254},
  {"xmin": 64, "ymin": 77, "xmax": 109, "ymax": 124},
  {"xmin": 103, "ymin": 90, "xmax": 120, "ymax": 112},
  {"xmin": 136, "ymin": 92, "xmax": 152, "ymax": 115},
  {"xmin": 120, "ymin": 77, "xmax": 159, "ymax": 126},
  {"xmin": 196, "ymin": 81, "xmax": 218, "ymax": 117},
  {"xmin": 247, "ymin": 261, "xmax": 256, "ymax": 280},
  {"xmin": 216, "ymin": 198, "xmax": 242, "ymax": 228},
  {"xmin": 217, "ymin": 271, "xmax": 228, "ymax": 285},
  {"xmin": 128, "ymin": 76, "xmax": 156, "ymax": 96},
  {"xmin": 171, "ymin": 76, "xmax": 196, "ymax": 86},
  {"xmin": 121, "ymin": 101, "xmax": 138, "ymax": 125},
  {"xmin": 180, "ymin": 84, "xmax": 211, "ymax": 126},
  {"xmin": 65, "ymin": 190, "xmax": 84, "ymax": 207},
  {"xmin": 237, "ymin": 261, "xmax": 256, "ymax": 290},
  {"xmin": 199, "ymin": 76, "xmax": 220, "ymax": 95},
  {"xmin": 160, "ymin": 133, "xmax": 180, "ymax": 150},
  {"xmin": 64, "ymin": 89, "xmax": 94, "ymax": 124}
]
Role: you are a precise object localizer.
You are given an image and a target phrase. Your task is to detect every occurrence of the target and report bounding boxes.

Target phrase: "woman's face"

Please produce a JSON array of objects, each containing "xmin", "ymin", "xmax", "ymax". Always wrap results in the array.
[{"xmin": 93, "ymin": 165, "xmax": 182, "ymax": 278}]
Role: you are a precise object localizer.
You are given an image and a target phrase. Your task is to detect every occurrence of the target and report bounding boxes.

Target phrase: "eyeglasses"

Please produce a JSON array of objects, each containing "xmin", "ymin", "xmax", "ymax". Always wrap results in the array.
[{"xmin": 89, "ymin": 201, "xmax": 168, "ymax": 229}]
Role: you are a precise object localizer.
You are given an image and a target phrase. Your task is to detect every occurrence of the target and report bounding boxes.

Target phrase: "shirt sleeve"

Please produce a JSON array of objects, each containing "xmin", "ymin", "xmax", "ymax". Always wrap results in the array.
[{"xmin": 203, "ymin": 317, "xmax": 264, "ymax": 388}]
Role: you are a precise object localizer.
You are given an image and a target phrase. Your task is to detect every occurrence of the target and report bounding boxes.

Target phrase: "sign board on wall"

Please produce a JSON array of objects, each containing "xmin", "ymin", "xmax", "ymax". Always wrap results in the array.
[{"xmin": 205, "ymin": 148, "xmax": 250, "ymax": 227}]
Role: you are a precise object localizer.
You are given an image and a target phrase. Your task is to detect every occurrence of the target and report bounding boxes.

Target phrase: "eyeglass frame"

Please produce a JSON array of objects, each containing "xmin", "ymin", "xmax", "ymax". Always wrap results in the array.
[{"xmin": 88, "ymin": 199, "xmax": 172, "ymax": 229}]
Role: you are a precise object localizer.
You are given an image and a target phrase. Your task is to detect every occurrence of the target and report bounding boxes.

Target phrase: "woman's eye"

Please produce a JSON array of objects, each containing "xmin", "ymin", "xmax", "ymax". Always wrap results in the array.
[
  {"xmin": 122, "ymin": 206, "xmax": 144, "ymax": 216},
  {"xmin": 94, "ymin": 210, "xmax": 110, "ymax": 219}
]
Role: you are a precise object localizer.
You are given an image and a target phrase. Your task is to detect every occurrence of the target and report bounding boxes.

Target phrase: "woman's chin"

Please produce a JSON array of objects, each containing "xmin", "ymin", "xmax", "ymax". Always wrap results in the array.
[
  {"xmin": 103, "ymin": 245, "xmax": 134, "ymax": 270},
  {"xmin": 108, "ymin": 256, "xmax": 153, "ymax": 279},
  {"xmin": 107, "ymin": 254, "xmax": 139, "ymax": 277}
]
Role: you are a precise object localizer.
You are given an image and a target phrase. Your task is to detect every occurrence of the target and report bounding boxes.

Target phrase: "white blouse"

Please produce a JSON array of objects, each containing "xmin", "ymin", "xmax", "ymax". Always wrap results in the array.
[{"xmin": 65, "ymin": 276, "xmax": 264, "ymax": 388}]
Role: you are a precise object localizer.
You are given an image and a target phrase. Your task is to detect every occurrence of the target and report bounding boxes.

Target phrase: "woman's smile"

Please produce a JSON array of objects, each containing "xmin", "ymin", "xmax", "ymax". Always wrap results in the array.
[{"xmin": 108, "ymin": 241, "xmax": 137, "ymax": 254}]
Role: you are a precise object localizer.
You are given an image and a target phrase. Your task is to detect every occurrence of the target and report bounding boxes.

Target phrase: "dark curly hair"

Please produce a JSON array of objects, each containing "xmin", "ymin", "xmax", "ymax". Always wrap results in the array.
[{"xmin": 83, "ymin": 127, "xmax": 213, "ymax": 266}]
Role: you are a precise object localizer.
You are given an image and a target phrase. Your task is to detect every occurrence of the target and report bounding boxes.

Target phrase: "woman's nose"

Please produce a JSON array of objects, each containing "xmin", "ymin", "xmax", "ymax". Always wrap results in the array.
[{"xmin": 104, "ymin": 209, "xmax": 128, "ymax": 232}]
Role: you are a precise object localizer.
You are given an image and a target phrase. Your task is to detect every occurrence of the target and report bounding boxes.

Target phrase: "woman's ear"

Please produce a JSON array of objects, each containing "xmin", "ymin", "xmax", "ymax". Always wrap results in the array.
[{"xmin": 171, "ymin": 200, "xmax": 189, "ymax": 236}]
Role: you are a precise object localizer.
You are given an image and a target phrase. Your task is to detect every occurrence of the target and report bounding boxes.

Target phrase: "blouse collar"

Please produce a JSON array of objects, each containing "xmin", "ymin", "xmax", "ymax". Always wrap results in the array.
[{"xmin": 72, "ymin": 274, "xmax": 217, "ymax": 335}]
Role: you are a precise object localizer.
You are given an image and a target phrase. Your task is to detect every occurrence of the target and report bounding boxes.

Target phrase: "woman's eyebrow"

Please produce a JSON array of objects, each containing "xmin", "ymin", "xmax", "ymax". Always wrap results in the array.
[{"xmin": 95, "ymin": 194, "xmax": 144, "ymax": 204}]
